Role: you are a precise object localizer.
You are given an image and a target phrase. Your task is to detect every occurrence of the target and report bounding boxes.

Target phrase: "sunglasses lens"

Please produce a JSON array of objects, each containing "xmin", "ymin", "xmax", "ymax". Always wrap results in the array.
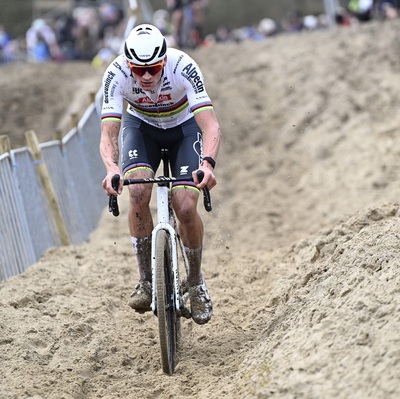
[
  {"xmin": 129, "ymin": 66, "xmax": 145, "ymax": 76},
  {"xmin": 128, "ymin": 62, "xmax": 163, "ymax": 76},
  {"xmin": 147, "ymin": 65, "xmax": 163, "ymax": 75}
]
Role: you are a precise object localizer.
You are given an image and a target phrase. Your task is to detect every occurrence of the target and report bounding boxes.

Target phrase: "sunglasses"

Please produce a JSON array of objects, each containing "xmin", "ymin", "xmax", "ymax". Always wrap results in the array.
[{"xmin": 127, "ymin": 60, "xmax": 165, "ymax": 77}]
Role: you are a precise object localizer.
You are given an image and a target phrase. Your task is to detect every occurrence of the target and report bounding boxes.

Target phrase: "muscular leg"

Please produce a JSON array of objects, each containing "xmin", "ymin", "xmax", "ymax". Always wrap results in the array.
[
  {"xmin": 172, "ymin": 187, "xmax": 202, "ymax": 247},
  {"xmin": 126, "ymin": 168, "xmax": 155, "ymax": 311},
  {"xmin": 127, "ymin": 169, "xmax": 154, "ymax": 238},
  {"xmin": 172, "ymin": 187, "xmax": 203, "ymax": 285},
  {"xmin": 172, "ymin": 187, "xmax": 212, "ymax": 324},
  {"xmin": 127, "ymin": 169, "xmax": 154, "ymax": 282}
]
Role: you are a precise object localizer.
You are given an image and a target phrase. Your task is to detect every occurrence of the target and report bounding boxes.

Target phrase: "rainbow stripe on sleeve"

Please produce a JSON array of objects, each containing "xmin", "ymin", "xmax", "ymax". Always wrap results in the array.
[
  {"xmin": 191, "ymin": 101, "xmax": 214, "ymax": 114},
  {"xmin": 101, "ymin": 113, "xmax": 122, "ymax": 123}
]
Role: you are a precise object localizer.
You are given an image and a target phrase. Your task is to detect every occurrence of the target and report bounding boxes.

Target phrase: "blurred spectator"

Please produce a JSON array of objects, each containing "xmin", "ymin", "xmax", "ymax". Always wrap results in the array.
[
  {"xmin": 72, "ymin": 6, "xmax": 100, "ymax": 60},
  {"xmin": 376, "ymin": 1, "xmax": 399, "ymax": 19},
  {"xmin": 165, "ymin": 0, "xmax": 209, "ymax": 48},
  {"xmin": 214, "ymin": 25, "xmax": 231, "ymax": 43},
  {"xmin": 192, "ymin": 0, "xmax": 208, "ymax": 43},
  {"xmin": 335, "ymin": 7, "xmax": 353, "ymax": 26},
  {"xmin": 152, "ymin": 9, "xmax": 176, "ymax": 46},
  {"xmin": 282, "ymin": 10, "xmax": 304, "ymax": 32},
  {"xmin": 382, "ymin": 3, "xmax": 399, "ymax": 18},
  {"xmin": 90, "ymin": 2, "xmax": 126, "ymax": 67},
  {"xmin": 26, "ymin": 19, "xmax": 62, "ymax": 62},
  {"xmin": 98, "ymin": 2, "xmax": 124, "ymax": 48},
  {"xmin": 257, "ymin": 18, "xmax": 278, "ymax": 37},
  {"xmin": 303, "ymin": 15, "xmax": 319, "ymax": 30},
  {"xmin": 0, "ymin": 24, "xmax": 11, "ymax": 63},
  {"xmin": 347, "ymin": 0, "xmax": 374, "ymax": 21},
  {"xmin": 54, "ymin": 13, "xmax": 78, "ymax": 60}
]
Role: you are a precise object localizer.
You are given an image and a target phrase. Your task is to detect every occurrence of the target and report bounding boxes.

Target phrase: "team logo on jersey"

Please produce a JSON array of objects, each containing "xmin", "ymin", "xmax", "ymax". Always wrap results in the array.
[
  {"xmin": 129, "ymin": 149, "xmax": 138, "ymax": 159},
  {"xmin": 133, "ymin": 87, "xmax": 145, "ymax": 95},
  {"xmin": 161, "ymin": 76, "xmax": 172, "ymax": 91},
  {"xmin": 161, "ymin": 84, "xmax": 172, "ymax": 92},
  {"xmin": 180, "ymin": 166, "xmax": 189, "ymax": 175},
  {"xmin": 138, "ymin": 94, "xmax": 172, "ymax": 104},
  {"xmin": 173, "ymin": 54, "xmax": 184, "ymax": 73},
  {"xmin": 104, "ymin": 71, "xmax": 116, "ymax": 103},
  {"xmin": 193, "ymin": 132, "xmax": 203, "ymax": 163},
  {"xmin": 112, "ymin": 61, "xmax": 128, "ymax": 78},
  {"xmin": 181, "ymin": 63, "xmax": 204, "ymax": 94}
]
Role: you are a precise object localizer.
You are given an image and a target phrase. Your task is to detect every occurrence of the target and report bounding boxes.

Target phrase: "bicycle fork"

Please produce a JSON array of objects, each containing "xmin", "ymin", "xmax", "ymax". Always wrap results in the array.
[{"xmin": 151, "ymin": 185, "xmax": 180, "ymax": 314}]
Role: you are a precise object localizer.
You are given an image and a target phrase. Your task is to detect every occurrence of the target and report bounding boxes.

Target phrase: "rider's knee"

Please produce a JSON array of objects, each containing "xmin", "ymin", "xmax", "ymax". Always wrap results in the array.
[
  {"xmin": 173, "ymin": 197, "xmax": 198, "ymax": 224},
  {"xmin": 125, "ymin": 168, "xmax": 153, "ymax": 206},
  {"xmin": 128, "ymin": 184, "xmax": 152, "ymax": 206}
]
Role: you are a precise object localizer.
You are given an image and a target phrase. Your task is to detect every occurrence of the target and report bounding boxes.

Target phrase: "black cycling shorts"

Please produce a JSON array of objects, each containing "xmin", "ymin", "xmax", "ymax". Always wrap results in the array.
[{"xmin": 121, "ymin": 114, "xmax": 203, "ymax": 183}]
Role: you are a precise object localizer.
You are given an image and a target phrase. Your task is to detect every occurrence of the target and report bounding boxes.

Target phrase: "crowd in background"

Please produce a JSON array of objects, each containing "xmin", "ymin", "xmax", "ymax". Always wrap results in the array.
[
  {"xmin": 0, "ymin": 0, "xmax": 399, "ymax": 66},
  {"xmin": 0, "ymin": 1, "xmax": 125, "ymax": 64},
  {"xmin": 200, "ymin": 0, "xmax": 400, "ymax": 45}
]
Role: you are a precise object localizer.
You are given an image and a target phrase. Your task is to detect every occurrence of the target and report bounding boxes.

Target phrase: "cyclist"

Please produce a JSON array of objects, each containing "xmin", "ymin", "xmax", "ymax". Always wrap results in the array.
[{"xmin": 99, "ymin": 24, "xmax": 221, "ymax": 325}]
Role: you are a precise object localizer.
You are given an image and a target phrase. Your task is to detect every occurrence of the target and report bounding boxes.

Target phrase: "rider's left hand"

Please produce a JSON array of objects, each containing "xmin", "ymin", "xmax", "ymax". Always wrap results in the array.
[{"xmin": 193, "ymin": 165, "xmax": 217, "ymax": 190}]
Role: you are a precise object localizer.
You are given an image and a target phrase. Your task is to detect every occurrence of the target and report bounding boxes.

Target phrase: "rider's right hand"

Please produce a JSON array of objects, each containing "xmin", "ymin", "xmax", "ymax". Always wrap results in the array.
[{"xmin": 102, "ymin": 171, "xmax": 123, "ymax": 196}]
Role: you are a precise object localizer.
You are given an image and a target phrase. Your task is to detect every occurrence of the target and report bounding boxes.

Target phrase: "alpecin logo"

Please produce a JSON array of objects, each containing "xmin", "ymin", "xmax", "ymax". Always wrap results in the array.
[
  {"xmin": 181, "ymin": 63, "xmax": 204, "ymax": 94},
  {"xmin": 104, "ymin": 71, "xmax": 116, "ymax": 103}
]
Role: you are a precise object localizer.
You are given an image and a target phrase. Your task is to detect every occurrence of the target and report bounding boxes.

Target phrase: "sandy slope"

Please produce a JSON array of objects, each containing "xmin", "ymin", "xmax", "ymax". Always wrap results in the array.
[
  {"xmin": 0, "ymin": 61, "xmax": 104, "ymax": 148},
  {"xmin": 1, "ymin": 19, "xmax": 400, "ymax": 398}
]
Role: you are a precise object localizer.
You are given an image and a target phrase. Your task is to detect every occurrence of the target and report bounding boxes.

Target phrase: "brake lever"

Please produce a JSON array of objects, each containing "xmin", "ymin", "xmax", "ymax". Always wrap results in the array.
[
  {"xmin": 109, "ymin": 174, "xmax": 120, "ymax": 217},
  {"xmin": 196, "ymin": 170, "xmax": 212, "ymax": 212}
]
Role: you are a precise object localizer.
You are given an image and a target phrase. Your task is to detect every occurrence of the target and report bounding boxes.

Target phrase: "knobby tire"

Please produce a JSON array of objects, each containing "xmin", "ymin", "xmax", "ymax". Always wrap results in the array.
[{"xmin": 155, "ymin": 229, "xmax": 181, "ymax": 375}]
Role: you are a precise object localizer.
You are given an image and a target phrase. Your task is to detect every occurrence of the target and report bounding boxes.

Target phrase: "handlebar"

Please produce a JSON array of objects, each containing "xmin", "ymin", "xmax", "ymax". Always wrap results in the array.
[{"xmin": 108, "ymin": 170, "xmax": 212, "ymax": 217}]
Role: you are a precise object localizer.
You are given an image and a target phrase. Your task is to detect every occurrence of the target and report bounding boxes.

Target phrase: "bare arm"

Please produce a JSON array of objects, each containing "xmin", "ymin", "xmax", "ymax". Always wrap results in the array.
[
  {"xmin": 100, "ymin": 120, "xmax": 122, "ymax": 195},
  {"xmin": 193, "ymin": 108, "xmax": 222, "ymax": 190}
]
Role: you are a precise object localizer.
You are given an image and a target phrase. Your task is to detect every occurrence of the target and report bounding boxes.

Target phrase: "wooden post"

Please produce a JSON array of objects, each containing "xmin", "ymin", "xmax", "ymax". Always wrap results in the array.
[
  {"xmin": 25, "ymin": 130, "xmax": 71, "ymax": 246},
  {"xmin": 54, "ymin": 129, "xmax": 63, "ymax": 142},
  {"xmin": 0, "ymin": 135, "xmax": 11, "ymax": 154},
  {"xmin": 70, "ymin": 113, "xmax": 79, "ymax": 129},
  {"xmin": 89, "ymin": 91, "xmax": 95, "ymax": 104}
]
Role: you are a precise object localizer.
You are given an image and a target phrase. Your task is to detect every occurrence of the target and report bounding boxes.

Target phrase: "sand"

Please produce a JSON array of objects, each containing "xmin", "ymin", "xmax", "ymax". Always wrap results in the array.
[{"xmin": 1, "ymin": 19, "xmax": 400, "ymax": 398}]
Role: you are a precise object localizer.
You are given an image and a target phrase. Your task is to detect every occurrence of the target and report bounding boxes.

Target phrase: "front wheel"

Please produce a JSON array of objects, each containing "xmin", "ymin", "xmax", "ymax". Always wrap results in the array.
[{"xmin": 155, "ymin": 229, "xmax": 181, "ymax": 375}]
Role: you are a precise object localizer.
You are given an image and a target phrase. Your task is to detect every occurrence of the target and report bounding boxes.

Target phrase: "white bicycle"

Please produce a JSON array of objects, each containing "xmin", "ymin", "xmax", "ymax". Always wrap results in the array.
[{"xmin": 109, "ymin": 149, "xmax": 211, "ymax": 375}]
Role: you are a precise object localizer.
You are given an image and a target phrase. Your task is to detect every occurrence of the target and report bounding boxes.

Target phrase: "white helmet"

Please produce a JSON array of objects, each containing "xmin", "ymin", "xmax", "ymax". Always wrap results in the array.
[{"xmin": 124, "ymin": 24, "xmax": 167, "ymax": 65}]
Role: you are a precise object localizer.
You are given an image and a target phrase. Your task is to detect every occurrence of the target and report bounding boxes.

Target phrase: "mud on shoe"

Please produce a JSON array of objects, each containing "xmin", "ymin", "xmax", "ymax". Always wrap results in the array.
[
  {"xmin": 128, "ymin": 280, "xmax": 152, "ymax": 313},
  {"xmin": 189, "ymin": 282, "xmax": 213, "ymax": 325}
]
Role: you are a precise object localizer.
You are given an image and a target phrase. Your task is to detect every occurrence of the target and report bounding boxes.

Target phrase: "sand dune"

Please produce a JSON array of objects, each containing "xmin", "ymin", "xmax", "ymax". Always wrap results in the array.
[{"xmin": 1, "ymin": 19, "xmax": 400, "ymax": 398}]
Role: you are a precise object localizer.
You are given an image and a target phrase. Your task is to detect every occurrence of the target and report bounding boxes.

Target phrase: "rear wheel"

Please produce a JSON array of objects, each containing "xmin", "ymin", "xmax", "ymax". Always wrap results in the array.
[{"xmin": 155, "ymin": 229, "xmax": 181, "ymax": 374}]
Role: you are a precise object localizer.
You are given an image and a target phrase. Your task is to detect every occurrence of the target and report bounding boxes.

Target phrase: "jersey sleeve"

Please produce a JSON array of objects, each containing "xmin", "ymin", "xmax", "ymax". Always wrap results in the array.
[{"xmin": 101, "ymin": 60, "xmax": 125, "ymax": 123}]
